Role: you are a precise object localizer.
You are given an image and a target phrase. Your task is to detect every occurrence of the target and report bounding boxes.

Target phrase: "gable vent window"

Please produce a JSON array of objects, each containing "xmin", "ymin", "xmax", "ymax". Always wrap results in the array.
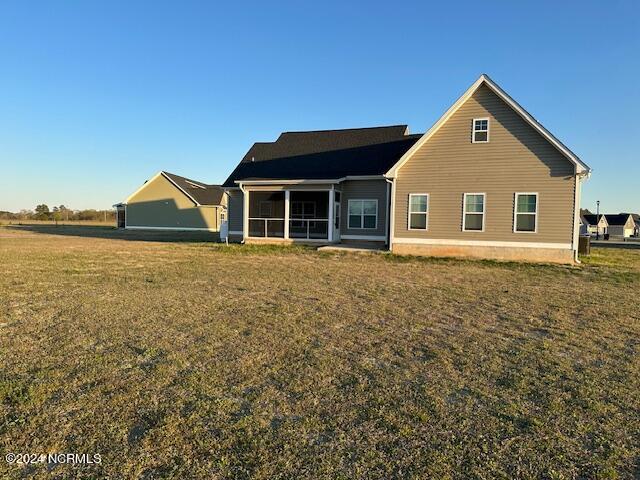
[{"xmin": 472, "ymin": 118, "xmax": 489, "ymax": 143}]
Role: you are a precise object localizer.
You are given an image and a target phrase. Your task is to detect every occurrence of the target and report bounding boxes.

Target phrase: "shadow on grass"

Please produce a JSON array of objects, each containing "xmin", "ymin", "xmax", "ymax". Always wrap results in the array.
[
  {"xmin": 5, "ymin": 224, "xmax": 222, "ymax": 243},
  {"xmin": 5, "ymin": 225, "xmax": 318, "ymax": 256}
]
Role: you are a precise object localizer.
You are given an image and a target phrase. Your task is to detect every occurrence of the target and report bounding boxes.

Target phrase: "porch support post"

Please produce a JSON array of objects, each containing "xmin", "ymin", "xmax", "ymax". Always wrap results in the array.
[
  {"xmin": 328, "ymin": 187, "xmax": 334, "ymax": 242},
  {"xmin": 284, "ymin": 190, "xmax": 290, "ymax": 239},
  {"xmin": 242, "ymin": 185, "xmax": 249, "ymax": 241}
]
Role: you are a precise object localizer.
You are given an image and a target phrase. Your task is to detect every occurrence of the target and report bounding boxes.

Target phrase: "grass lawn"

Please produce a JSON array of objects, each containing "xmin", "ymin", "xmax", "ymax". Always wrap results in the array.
[{"xmin": 1, "ymin": 226, "xmax": 638, "ymax": 479}]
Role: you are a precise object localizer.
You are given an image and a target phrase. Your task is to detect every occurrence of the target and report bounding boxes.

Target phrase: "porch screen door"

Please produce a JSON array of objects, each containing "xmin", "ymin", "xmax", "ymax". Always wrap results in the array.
[{"xmin": 333, "ymin": 201, "xmax": 341, "ymax": 241}]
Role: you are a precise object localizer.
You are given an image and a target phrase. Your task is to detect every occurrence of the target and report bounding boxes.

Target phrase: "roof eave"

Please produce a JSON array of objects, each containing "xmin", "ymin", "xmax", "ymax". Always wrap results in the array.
[{"xmin": 236, "ymin": 178, "xmax": 344, "ymax": 185}]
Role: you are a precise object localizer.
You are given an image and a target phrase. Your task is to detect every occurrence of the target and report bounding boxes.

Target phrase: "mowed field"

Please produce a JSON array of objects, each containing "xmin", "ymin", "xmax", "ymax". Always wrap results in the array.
[{"xmin": 0, "ymin": 226, "xmax": 638, "ymax": 479}]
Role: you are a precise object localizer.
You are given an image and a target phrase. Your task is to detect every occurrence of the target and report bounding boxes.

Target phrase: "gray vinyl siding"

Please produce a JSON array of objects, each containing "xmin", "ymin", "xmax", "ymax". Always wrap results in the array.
[
  {"xmin": 227, "ymin": 190, "xmax": 243, "ymax": 232},
  {"xmin": 340, "ymin": 179, "xmax": 388, "ymax": 238},
  {"xmin": 127, "ymin": 174, "xmax": 221, "ymax": 230},
  {"xmin": 394, "ymin": 84, "xmax": 576, "ymax": 245}
]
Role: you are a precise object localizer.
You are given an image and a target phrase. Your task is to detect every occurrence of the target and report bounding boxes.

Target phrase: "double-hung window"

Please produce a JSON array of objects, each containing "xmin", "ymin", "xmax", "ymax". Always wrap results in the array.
[
  {"xmin": 472, "ymin": 118, "xmax": 489, "ymax": 143},
  {"xmin": 348, "ymin": 199, "xmax": 377, "ymax": 229},
  {"xmin": 408, "ymin": 194, "xmax": 429, "ymax": 230},
  {"xmin": 514, "ymin": 193, "xmax": 538, "ymax": 232},
  {"xmin": 462, "ymin": 193, "xmax": 485, "ymax": 231}
]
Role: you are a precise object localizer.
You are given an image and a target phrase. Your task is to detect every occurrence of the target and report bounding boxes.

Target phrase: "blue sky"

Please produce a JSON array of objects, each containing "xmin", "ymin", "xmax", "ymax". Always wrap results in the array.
[{"xmin": 0, "ymin": 1, "xmax": 638, "ymax": 213}]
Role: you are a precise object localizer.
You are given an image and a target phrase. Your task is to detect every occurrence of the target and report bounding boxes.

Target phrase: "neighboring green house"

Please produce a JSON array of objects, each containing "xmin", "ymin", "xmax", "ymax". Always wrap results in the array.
[
  {"xmin": 116, "ymin": 171, "xmax": 226, "ymax": 233},
  {"xmin": 221, "ymin": 74, "xmax": 591, "ymax": 264}
]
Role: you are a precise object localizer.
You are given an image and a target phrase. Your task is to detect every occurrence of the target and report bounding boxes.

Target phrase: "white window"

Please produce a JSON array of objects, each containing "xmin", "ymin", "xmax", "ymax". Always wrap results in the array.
[
  {"xmin": 348, "ymin": 199, "xmax": 377, "ymax": 229},
  {"xmin": 408, "ymin": 194, "xmax": 429, "ymax": 230},
  {"xmin": 259, "ymin": 201, "xmax": 272, "ymax": 217},
  {"xmin": 462, "ymin": 193, "xmax": 485, "ymax": 232},
  {"xmin": 472, "ymin": 118, "xmax": 489, "ymax": 143},
  {"xmin": 514, "ymin": 193, "xmax": 538, "ymax": 233}
]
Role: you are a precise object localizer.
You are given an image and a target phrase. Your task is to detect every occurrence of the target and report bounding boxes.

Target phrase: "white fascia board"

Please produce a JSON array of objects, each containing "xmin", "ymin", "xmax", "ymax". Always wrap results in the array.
[
  {"xmin": 385, "ymin": 74, "xmax": 590, "ymax": 178},
  {"xmin": 235, "ymin": 178, "xmax": 343, "ymax": 185},
  {"xmin": 342, "ymin": 175, "xmax": 385, "ymax": 181}
]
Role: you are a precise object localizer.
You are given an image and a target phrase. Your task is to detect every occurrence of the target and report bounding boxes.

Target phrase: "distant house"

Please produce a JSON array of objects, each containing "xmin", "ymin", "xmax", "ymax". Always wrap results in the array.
[
  {"xmin": 605, "ymin": 214, "xmax": 636, "ymax": 238},
  {"xmin": 620, "ymin": 213, "xmax": 640, "ymax": 237},
  {"xmin": 115, "ymin": 171, "xmax": 226, "ymax": 233},
  {"xmin": 581, "ymin": 214, "xmax": 608, "ymax": 237}
]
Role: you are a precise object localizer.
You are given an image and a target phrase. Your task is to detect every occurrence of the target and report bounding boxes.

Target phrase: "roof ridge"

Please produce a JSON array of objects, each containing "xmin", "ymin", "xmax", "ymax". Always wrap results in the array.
[{"xmin": 279, "ymin": 124, "xmax": 408, "ymax": 135}]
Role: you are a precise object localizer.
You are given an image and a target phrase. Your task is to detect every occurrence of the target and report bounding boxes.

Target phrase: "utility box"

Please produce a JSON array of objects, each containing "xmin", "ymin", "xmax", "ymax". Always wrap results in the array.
[{"xmin": 578, "ymin": 235, "xmax": 591, "ymax": 255}]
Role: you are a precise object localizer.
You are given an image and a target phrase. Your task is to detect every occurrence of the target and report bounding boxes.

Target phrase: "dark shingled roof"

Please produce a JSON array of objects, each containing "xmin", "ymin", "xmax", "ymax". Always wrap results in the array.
[
  {"xmin": 604, "ymin": 213, "xmax": 634, "ymax": 226},
  {"xmin": 162, "ymin": 171, "xmax": 224, "ymax": 205},
  {"xmin": 582, "ymin": 214, "xmax": 605, "ymax": 225},
  {"xmin": 224, "ymin": 126, "xmax": 420, "ymax": 187},
  {"xmin": 620, "ymin": 213, "xmax": 640, "ymax": 224}
]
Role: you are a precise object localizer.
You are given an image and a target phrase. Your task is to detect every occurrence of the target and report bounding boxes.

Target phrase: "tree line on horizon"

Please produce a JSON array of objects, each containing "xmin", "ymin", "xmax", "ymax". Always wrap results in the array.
[{"xmin": 0, "ymin": 205, "xmax": 116, "ymax": 222}]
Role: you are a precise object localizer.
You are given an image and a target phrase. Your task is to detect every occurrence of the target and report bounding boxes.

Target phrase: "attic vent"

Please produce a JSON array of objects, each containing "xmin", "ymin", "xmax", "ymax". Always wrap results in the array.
[{"xmin": 251, "ymin": 156, "xmax": 255, "ymax": 162}]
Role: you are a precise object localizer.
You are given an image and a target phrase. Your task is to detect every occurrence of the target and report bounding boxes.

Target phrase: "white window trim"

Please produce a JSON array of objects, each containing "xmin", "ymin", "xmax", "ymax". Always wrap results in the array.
[
  {"xmin": 347, "ymin": 199, "xmax": 378, "ymax": 230},
  {"xmin": 472, "ymin": 117, "xmax": 490, "ymax": 143},
  {"xmin": 408, "ymin": 193, "xmax": 429, "ymax": 231},
  {"xmin": 513, "ymin": 192, "xmax": 539, "ymax": 234},
  {"xmin": 462, "ymin": 193, "xmax": 486, "ymax": 232}
]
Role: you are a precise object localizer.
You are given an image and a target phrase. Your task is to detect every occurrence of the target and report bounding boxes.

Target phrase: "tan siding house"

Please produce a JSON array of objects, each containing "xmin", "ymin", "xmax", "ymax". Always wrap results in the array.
[
  {"xmin": 118, "ymin": 171, "xmax": 226, "ymax": 234},
  {"xmin": 390, "ymin": 85, "xmax": 577, "ymax": 262},
  {"xmin": 386, "ymin": 75, "xmax": 590, "ymax": 263},
  {"xmin": 178, "ymin": 73, "xmax": 589, "ymax": 263}
]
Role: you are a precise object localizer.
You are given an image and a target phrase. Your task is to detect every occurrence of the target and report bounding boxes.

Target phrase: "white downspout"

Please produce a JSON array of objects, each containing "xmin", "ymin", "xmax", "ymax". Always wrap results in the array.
[
  {"xmin": 573, "ymin": 170, "xmax": 589, "ymax": 263},
  {"xmin": 385, "ymin": 177, "xmax": 395, "ymax": 251},
  {"xmin": 327, "ymin": 186, "xmax": 334, "ymax": 243}
]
